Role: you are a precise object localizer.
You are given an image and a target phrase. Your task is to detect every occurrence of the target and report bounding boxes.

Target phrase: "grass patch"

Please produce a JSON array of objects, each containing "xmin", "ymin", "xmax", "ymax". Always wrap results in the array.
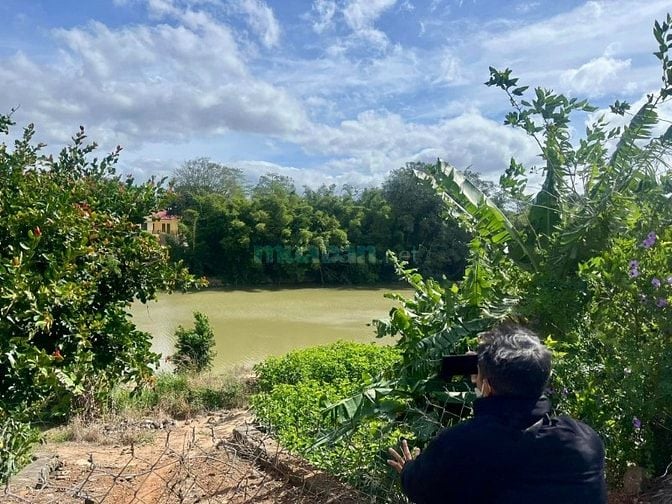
[
  {"xmin": 108, "ymin": 367, "xmax": 253, "ymax": 420},
  {"xmin": 46, "ymin": 416, "xmax": 155, "ymax": 446},
  {"xmin": 45, "ymin": 368, "xmax": 252, "ymax": 448}
]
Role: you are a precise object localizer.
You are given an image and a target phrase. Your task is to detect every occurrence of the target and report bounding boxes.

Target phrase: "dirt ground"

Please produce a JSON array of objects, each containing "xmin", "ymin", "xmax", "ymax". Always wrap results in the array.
[
  {"xmin": 5, "ymin": 410, "xmax": 669, "ymax": 504},
  {"xmin": 4, "ymin": 410, "xmax": 330, "ymax": 504}
]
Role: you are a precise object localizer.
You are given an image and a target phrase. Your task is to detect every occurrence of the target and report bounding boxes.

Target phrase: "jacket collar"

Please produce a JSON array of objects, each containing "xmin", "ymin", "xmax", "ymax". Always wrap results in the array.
[{"xmin": 473, "ymin": 395, "xmax": 550, "ymax": 423}]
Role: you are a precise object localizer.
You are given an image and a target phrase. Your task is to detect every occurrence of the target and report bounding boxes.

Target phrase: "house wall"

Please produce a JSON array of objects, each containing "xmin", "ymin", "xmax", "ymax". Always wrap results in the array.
[{"xmin": 149, "ymin": 218, "xmax": 179, "ymax": 235}]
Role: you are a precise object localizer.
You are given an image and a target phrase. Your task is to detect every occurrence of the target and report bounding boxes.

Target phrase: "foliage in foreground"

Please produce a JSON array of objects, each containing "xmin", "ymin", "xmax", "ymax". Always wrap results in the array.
[
  {"xmin": 0, "ymin": 116, "xmax": 201, "ymax": 481},
  {"xmin": 172, "ymin": 311, "xmax": 217, "ymax": 373},
  {"xmin": 0, "ymin": 418, "xmax": 39, "ymax": 484},
  {"xmin": 552, "ymin": 221, "xmax": 672, "ymax": 476},
  {"xmin": 316, "ymin": 14, "xmax": 672, "ymax": 488},
  {"xmin": 251, "ymin": 342, "xmax": 407, "ymax": 498}
]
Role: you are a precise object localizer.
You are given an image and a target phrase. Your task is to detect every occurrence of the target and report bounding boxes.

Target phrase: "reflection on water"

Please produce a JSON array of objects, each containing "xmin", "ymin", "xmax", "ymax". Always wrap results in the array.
[{"xmin": 129, "ymin": 286, "xmax": 411, "ymax": 370}]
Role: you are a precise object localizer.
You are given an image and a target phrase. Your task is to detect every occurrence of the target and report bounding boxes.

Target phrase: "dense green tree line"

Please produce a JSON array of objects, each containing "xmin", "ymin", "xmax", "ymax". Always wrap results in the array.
[{"xmin": 165, "ymin": 159, "xmax": 487, "ymax": 285}]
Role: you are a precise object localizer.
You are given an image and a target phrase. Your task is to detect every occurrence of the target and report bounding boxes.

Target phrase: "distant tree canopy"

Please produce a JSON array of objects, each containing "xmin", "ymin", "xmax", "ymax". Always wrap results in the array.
[
  {"xmin": 165, "ymin": 160, "xmax": 483, "ymax": 285},
  {"xmin": 172, "ymin": 158, "xmax": 245, "ymax": 198}
]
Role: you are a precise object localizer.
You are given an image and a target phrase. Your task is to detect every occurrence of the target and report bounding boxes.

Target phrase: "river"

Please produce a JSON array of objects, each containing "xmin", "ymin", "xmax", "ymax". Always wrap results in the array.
[{"xmin": 129, "ymin": 286, "xmax": 412, "ymax": 370}]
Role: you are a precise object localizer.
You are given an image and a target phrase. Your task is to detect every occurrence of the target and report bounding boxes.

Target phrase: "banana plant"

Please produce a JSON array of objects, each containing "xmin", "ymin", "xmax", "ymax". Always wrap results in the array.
[
  {"xmin": 416, "ymin": 160, "xmax": 539, "ymax": 272},
  {"xmin": 317, "ymin": 13, "xmax": 672, "ymax": 466}
]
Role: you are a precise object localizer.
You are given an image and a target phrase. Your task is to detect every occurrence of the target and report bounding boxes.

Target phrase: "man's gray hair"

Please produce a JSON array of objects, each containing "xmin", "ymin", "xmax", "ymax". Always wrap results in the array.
[{"xmin": 477, "ymin": 324, "xmax": 552, "ymax": 398}]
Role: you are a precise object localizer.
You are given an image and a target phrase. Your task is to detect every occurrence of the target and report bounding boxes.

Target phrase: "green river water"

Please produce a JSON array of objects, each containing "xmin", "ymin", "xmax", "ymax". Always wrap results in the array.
[{"xmin": 129, "ymin": 286, "xmax": 412, "ymax": 370}]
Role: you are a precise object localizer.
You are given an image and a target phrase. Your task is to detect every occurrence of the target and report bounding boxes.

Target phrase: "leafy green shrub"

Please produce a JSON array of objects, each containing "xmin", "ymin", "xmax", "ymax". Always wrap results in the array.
[
  {"xmin": 254, "ymin": 340, "xmax": 400, "ymax": 392},
  {"xmin": 251, "ymin": 342, "xmax": 406, "ymax": 498},
  {"xmin": 172, "ymin": 311, "xmax": 216, "ymax": 373},
  {"xmin": 252, "ymin": 380, "xmax": 347, "ymax": 445},
  {"xmin": 551, "ymin": 220, "xmax": 672, "ymax": 480},
  {"xmin": 0, "ymin": 417, "xmax": 38, "ymax": 483},
  {"xmin": 0, "ymin": 115, "xmax": 200, "ymax": 479}
]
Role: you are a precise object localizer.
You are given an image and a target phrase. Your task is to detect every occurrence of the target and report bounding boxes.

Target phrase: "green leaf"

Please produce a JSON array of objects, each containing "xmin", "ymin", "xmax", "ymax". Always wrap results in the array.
[{"xmin": 416, "ymin": 160, "xmax": 539, "ymax": 272}]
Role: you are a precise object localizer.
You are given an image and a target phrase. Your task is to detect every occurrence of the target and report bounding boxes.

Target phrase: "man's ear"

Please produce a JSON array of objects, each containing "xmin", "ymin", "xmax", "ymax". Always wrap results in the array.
[{"xmin": 481, "ymin": 379, "xmax": 494, "ymax": 397}]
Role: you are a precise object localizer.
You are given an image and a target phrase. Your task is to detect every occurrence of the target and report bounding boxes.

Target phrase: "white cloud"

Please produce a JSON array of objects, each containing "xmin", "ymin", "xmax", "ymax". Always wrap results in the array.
[
  {"xmin": 236, "ymin": 0, "xmax": 281, "ymax": 48},
  {"xmin": 146, "ymin": 0, "xmax": 183, "ymax": 18},
  {"xmin": 483, "ymin": 0, "xmax": 671, "ymax": 71},
  {"xmin": 118, "ymin": 156, "xmax": 178, "ymax": 181},
  {"xmin": 343, "ymin": 0, "xmax": 396, "ymax": 30},
  {"xmin": 305, "ymin": 0, "xmax": 399, "ymax": 51},
  {"xmin": 560, "ymin": 56, "xmax": 631, "ymax": 97},
  {"xmin": 117, "ymin": 0, "xmax": 282, "ymax": 48},
  {"xmin": 299, "ymin": 110, "xmax": 539, "ymax": 182},
  {"xmin": 258, "ymin": 43, "xmax": 424, "ymax": 117},
  {"xmin": 433, "ymin": 49, "xmax": 467, "ymax": 86},
  {"xmin": 112, "ymin": 104, "xmax": 544, "ymax": 190},
  {"xmin": 414, "ymin": 0, "xmax": 669, "ymax": 115},
  {"xmin": 138, "ymin": 107, "xmax": 542, "ymax": 191},
  {"xmin": 310, "ymin": 0, "xmax": 337, "ymax": 34},
  {"xmin": 515, "ymin": 2, "xmax": 540, "ymax": 14},
  {"xmin": 306, "ymin": 0, "xmax": 398, "ymax": 43},
  {"xmin": 234, "ymin": 159, "xmax": 367, "ymax": 188},
  {"xmin": 350, "ymin": 27, "xmax": 390, "ymax": 48},
  {"xmin": 341, "ymin": 0, "xmax": 396, "ymax": 48},
  {"xmin": 0, "ymin": 11, "xmax": 306, "ymax": 148}
]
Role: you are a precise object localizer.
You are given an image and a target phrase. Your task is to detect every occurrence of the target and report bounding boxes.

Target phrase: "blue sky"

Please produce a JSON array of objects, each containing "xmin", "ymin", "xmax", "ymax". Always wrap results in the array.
[{"xmin": 1, "ymin": 0, "xmax": 671, "ymax": 189}]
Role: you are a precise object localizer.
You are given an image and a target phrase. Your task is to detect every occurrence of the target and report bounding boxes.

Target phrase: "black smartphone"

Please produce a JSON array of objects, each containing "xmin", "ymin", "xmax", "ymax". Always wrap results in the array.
[{"xmin": 439, "ymin": 354, "xmax": 478, "ymax": 380}]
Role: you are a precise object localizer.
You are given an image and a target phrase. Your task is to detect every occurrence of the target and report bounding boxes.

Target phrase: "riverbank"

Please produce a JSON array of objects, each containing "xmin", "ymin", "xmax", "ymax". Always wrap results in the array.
[
  {"xmin": 199, "ymin": 279, "xmax": 409, "ymax": 290},
  {"xmin": 5, "ymin": 369, "xmax": 365, "ymax": 504},
  {"xmin": 6, "ymin": 367, "xmax": 670, "ymax": 503},
  {"xmin": 6, "ymin": 410, "xmax": 328, "ymax": 504}
]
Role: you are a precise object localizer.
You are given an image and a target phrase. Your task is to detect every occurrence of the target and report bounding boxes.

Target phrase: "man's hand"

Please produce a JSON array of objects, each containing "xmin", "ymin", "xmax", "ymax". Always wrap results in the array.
[{"xmin": 387, "ymin": 439, "xmax": 420, "ymax": 473}]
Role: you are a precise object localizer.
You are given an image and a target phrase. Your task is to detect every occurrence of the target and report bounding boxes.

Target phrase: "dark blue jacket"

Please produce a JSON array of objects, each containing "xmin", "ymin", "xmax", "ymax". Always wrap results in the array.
[{"xmin": 400, "ymin": 396, "xmax": 606, "ymax": 503}]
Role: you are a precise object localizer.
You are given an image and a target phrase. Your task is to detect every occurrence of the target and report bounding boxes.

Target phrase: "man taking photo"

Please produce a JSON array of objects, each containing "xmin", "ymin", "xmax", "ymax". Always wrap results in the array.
[{"xmin": 387, "ymin": 324, "xmax": 607, "ymax": 503}]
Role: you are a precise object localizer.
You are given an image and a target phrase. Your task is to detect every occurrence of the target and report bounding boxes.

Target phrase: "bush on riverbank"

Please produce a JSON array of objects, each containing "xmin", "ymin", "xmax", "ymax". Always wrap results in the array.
[
  {"xmin": 172, "ymin": 311, "xmax": 217, "ymax": 373},
  {"xmin": 251, "ymin": 341, "xmax": 407, "ymax": 498},
  {"xmin": 254, "ymin": 340, "xmax": 401, "ymax": 392}
]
